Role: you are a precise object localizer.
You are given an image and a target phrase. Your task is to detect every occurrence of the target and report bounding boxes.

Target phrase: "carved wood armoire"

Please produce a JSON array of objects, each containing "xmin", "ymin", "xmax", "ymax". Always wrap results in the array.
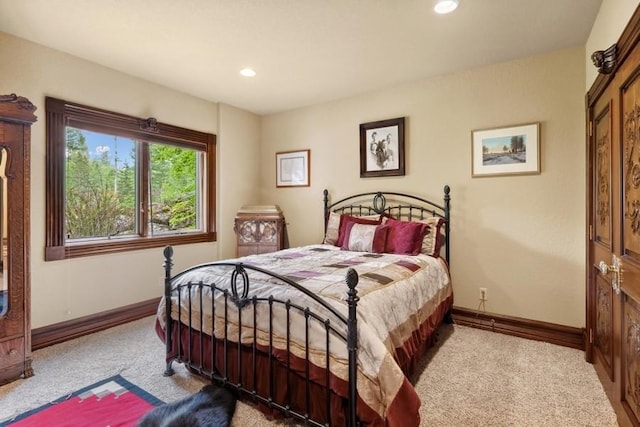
[
  {"xmin": 587, "ymin": 5, "xmax": 640, "ymax": 425},
  {"xmin": 0, "ymin": 94, "xmax": 35, "ymax": 385}
]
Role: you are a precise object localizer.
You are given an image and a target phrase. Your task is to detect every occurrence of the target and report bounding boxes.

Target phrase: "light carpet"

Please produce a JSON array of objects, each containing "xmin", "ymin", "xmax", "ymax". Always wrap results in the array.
[{"xmin": 0, "ymin": 317, "xmax": 617, "ymax": 426}]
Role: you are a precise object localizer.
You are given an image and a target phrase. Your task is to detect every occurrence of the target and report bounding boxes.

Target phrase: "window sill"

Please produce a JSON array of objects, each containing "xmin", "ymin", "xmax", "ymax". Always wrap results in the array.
[{"xmin": 44, "ymin": 232, "xmax": 215, "ymax": 261}]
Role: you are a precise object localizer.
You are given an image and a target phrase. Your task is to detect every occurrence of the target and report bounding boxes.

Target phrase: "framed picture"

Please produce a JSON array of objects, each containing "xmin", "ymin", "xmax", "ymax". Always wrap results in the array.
[
  {"xmin": 471, "ymin": 122, "xmax": 540, "ymax": 177},
  {"xmin": 276, "ymin": 149, "xmax": 310, "ymax": 187},
  {"xmin": 360, "ymin": 117, "xmax": 405, "ymax": 178}
]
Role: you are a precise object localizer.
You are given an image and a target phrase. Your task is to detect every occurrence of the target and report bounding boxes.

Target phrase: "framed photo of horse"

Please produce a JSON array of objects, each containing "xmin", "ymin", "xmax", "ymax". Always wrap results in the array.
[{"xmin": 359, "ymin": 117, "xmax": 405, "ymax": 178}]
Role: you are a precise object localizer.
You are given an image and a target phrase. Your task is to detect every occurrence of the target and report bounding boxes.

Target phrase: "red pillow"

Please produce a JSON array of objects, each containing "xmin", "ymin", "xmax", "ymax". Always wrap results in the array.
[
  {"xmin": 340, "ymin": 222, "xmax": 389, "ymax": 253},
  {"xmin": 384, "ymin": 217, "xmax": 429, "ymax": 255},
  {"xmin": 336, "ymin": 214, "xmax": 381, "ymax": 247}
]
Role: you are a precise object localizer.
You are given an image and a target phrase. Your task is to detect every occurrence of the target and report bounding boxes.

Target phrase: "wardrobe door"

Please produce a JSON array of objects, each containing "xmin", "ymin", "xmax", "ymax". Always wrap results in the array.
[
  {"xmin": 589, "ymin": 94, "xmax": 615, "ymax": 383},
  {"xmin": 619, "ymin": 47, "xmax": 640, "ymax": 421},
  {"xmin": 588, "ymin": 10, "xmax": 640, "ymax": 423}
]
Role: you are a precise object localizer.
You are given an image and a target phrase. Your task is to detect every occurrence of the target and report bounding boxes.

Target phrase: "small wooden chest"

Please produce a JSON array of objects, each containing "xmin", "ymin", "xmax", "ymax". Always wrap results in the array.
[{"xmin": 234, "ymin": 205, "xmax": 285, "ymax": 257}]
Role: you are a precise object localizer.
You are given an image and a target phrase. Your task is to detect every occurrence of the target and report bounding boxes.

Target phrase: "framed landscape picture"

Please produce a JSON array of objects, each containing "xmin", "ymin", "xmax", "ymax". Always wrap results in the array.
[
  {"xmin": 471, "ymin": 122, "xmax": 540, "ymax": 177},
  {"xmin": 360, "ymin": 117, "xmax": 405, "ymax": 178}
]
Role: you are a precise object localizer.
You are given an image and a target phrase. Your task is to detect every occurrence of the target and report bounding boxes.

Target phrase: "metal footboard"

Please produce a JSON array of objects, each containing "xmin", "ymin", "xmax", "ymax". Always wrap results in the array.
[{"xmin": 162, "ymin": 246, "xmax": 360, "ymax": 427}]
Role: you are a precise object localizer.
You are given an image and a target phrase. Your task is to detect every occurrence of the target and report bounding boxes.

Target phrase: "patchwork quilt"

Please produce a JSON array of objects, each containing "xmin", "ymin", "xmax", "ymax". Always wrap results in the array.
[{"xmin": 157, "ymin": 244, "xmax": 452, "ymax": 423}]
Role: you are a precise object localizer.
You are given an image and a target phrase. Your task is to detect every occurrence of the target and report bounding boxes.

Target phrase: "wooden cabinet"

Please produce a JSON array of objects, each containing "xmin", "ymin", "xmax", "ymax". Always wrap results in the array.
[
  {"xmin": 234, "ymin": 205, "xmax": 285, "ymax": 257},
  {"xmin": 0, "ymin": 94, "xmax": 35, "ymax": 385}
]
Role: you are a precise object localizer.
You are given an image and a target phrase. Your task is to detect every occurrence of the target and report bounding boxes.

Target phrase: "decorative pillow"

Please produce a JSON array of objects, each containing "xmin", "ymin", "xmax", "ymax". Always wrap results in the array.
[
  {"xmin": 415, "ymin": 217, "xmax": 446, "ymax": 257},
  {"xmin": 336, "ymin": 214, "xmax": 381, "ymax": 247},
  {"xmin": 324, "ymin": 212, "xmax": 380, "ymax": 246},
  {"xmin": 383, "ymin": 217, "xmax": 429, "ymax": 255},
  {"xmin": 340, "ymin": 223, "xmax": 389, "ymax": 253},
  {"xmin": 323, "ymin": 212, "xmax": 342, "ymax": 245}
]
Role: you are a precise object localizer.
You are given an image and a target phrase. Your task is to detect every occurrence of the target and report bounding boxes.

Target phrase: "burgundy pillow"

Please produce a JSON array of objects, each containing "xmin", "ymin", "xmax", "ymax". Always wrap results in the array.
[
  {"xmin": 336, "ymin": 214, "xmax": 381, "ymax": 247},
  {"xmin": 384, "ymin": 217, "xmax": 429, "ymax": 255},
  {"xmin": 340, "ymin": 222, "xmax": 389, "ymax": 253}
]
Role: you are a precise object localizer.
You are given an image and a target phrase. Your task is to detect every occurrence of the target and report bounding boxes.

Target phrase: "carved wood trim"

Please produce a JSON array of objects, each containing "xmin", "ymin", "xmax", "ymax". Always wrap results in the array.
[
  {"xmin": 596, "ymin": 273, "xmax": 614, "ymax": 380},
  {"xmin": 624, "ymin": 295, "xmax": 640, "ymax": 422},
  {"xmin": 595, "ymin": 102, "xmax": 612, "ymax": 248},
  {"xmin": 0, "ymin": 94, "xmax": 37, "ymax": 123},
  {"xmin": 592, "ymin": 44, "xmax": 618, "ymax": 75},
  {"xmin": 622, "ymin": 70, "xmax": 640, "ymax": 261}
]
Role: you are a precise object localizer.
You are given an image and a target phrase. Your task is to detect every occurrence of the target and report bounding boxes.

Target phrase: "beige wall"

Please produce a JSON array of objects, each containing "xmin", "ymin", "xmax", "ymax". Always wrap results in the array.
[
  {"xmin": 218, "ymin": 104, "xmax": 261, "ymax": 259},
  {"xmin": 586, "ymin": 0, "xmax": 639, "ymax": 89},
  {"xmin": 5, "ymin": 2, "xmax": 637, "ymax": 330},
  {"xmin": 0, "ymin": 32, "xmax": 260, "ymax": 328},
  {"xmin": 261, "ymin": 47, "xmax": 587, "ymax": 327}
]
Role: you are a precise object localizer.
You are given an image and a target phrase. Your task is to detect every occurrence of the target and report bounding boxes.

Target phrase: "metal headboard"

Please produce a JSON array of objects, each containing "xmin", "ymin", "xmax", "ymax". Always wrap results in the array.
[{"xmin": 323, "ymin": 185, "xmax": 451, "ymax": 263}]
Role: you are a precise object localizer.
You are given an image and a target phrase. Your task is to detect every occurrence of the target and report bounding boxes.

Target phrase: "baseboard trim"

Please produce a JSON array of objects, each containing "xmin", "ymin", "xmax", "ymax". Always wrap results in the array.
[
  {"xmin": 31, "ymin": 300, "xmax": 584, "ymax": 352},
  {"xmin": 32, "ymin": 298, "xmax": 161, "ymax": 351},
  {"xmin": 451, "ymin": 306, "xmax": 585, "ymax": 350}
]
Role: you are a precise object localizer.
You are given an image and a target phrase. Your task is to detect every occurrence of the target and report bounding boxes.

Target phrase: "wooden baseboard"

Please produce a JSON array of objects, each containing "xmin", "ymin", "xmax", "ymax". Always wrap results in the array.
[
  {"xmin": 31, "ymin": 300, "xmax": 584, "ymax": 352},
  {"xmin": 32, "ymin": 298, "xmax": 161, "ymax": 351},
  {"xmin": 451, "ymin": 306, "xmax": 585, "ymax": 350}
]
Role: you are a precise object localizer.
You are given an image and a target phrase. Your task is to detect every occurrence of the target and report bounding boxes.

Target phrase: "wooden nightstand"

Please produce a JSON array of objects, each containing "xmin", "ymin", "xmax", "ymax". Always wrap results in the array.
[{"xmin": 234, "ymin": 205, "xmax": 285, "ymax": 257}]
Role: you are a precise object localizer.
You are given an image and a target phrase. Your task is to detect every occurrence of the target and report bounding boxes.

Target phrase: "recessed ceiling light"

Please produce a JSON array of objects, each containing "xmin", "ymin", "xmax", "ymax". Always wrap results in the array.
[
  {"xmin": 240, "ymin": 67, "xmax": 256, "ymax": 77},
  {"xmin": 434, "ymin": 0, "xmax": 459, "ymax": 14}
]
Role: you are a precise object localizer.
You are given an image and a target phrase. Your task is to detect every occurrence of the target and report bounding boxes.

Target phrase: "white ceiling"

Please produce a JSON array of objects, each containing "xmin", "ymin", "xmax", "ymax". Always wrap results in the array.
[{"xmin": 0, "ymin": 0, "xmax": 602, "ymax": 115}]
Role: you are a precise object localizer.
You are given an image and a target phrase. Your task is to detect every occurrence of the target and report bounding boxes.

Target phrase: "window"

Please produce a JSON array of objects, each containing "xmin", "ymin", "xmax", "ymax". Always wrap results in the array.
[{"xmin": 45, "ymin": 97, "xmax": 216, "ymax": 260}]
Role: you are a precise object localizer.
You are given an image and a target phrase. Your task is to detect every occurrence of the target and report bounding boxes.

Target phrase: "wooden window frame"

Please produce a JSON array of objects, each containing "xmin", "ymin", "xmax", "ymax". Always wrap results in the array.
[{"xmin": 45, "ymin": 97, "xmax": 216, "ymax": 261}]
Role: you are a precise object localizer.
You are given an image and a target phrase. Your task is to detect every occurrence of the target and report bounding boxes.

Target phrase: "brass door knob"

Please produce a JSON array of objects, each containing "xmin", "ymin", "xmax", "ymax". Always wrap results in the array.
[
  {"xmin": 598, "ymin": 255, "xmax": 623, "ymax": 294},
  {"xmin": 598, "ymin": 261, "xmax": 618, "ymax": 275}
]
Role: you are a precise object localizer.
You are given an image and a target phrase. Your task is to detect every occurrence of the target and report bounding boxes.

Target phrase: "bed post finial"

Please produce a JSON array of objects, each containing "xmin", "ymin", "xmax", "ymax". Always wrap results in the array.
[
  {"xmin": 345, "ymin": 268, "xmax": 359, "ymax": 427},
  {"xmin": 164, "ymin": 245, "xmax": 174, "ymax": 264},
  {"xmin": 163, "ymin": 246, "xmax": 174, "ymax": 282}
]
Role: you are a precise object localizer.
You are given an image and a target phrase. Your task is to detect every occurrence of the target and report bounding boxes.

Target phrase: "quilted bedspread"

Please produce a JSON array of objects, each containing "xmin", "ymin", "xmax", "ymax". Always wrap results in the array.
[{"xmin": 157, "ymin": 244, "xmax": 452, "ymax": 423}]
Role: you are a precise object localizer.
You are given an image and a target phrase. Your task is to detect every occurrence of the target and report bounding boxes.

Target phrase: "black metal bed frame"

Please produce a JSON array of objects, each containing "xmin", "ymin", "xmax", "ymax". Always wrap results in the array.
[{"xmin": 162, "ymin": 186, "xmax": 451, "ymax": 426}]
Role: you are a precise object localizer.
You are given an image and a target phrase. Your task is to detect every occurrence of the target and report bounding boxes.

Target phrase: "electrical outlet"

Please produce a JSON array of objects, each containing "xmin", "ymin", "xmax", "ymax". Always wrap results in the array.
[{"xmin": 479, "ymin": 287, "xmax": 488, "ymax": 301}]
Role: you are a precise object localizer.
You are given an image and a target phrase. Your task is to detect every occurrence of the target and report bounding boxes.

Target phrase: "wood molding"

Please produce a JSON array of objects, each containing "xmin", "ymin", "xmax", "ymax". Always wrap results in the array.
[
  {"xmin": 32, "ymin": 298, "xmax": 160, "ymax": 351},
  {"xmin": 451, "ymin": 306, "xmax": 585, "ymax": 350},
  {"xmin": 31, "ymin": 300, "xmax": 585, "ymax": 353}
]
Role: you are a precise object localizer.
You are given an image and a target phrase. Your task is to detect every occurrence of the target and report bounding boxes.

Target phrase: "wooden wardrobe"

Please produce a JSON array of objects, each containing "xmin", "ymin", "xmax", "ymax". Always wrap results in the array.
[
  {"xmin": 0, "ymin": 94, "xmax": 35, "ymax": 385},
  {"xmin": 587, "ymin": 5, "xmax": 640, "ymax": 426}
]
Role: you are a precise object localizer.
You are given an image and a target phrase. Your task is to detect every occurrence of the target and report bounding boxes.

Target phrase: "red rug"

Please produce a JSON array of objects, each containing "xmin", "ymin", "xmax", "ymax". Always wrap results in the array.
[{"xmin": 1, "ymin": 375, "xmax": 164, "ymax": 427}]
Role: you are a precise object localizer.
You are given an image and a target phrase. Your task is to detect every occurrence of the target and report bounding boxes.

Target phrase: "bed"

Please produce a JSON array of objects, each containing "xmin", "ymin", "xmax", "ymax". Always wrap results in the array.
[{"xmin": 155, "ymin": 186, "xmax": 452, "ymax": 426}]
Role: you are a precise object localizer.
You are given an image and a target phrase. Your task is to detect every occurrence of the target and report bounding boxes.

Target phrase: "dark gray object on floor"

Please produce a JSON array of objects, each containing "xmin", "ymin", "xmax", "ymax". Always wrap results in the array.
[{"xmin": 135, "ymin": 384, "xmax": 237, "ymax": 427}]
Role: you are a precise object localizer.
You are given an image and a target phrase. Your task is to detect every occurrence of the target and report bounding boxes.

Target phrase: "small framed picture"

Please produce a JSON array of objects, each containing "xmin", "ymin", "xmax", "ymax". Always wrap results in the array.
[
  {"xmin": 360, "ymin": 117, "xmax": 405, "ymax": 178},
  {"xmin": 471, "ymin": 122, "xmax": 540, "ymax": 177},
  {"xmin": 276, "ymin": 149, "xmax": 310, "ymax": 187}
]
